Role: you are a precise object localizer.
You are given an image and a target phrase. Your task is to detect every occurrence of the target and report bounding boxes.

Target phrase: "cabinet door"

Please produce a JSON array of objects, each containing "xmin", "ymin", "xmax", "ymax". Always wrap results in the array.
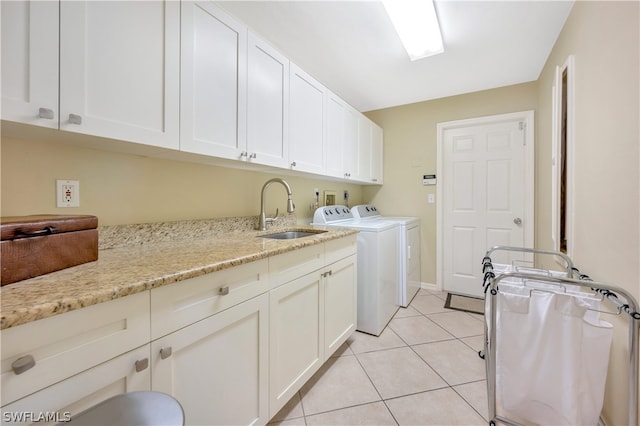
[
  {"xmin": 180, "ymin": 1, "xmax": 247, "ymax": 160},
  {"xmin": 1, "ymin": 345, "xmax": 150, "ymax": 426},
  {"xmin": 370, "ymin": 122, "xmax": 384, "ymax": 184},
  {"xmin": 289, "ymin": 63, "xmax": 326, "ymax": 174},
  {"xmin": 325, "ymin": 92, "xmax": 346, "ymax": 178},
  {"xmin": 342, "ymin": 105, "xmax": 360, "ymax": 180},
  {"xmin": 0, "ymin": 0, "xmax": 58, "ymax": 128},
  {"xmin": 152, "ymin": 294, "xmax": 269, "ymax": 426},
  {"xmin": 356, "ymin": 116, "xmax": 373, "ymax": 182},
  {"xmin": 59, "ymin": 1, "xmax": 180, "ymax": 149},
  {"xmin": 269, "ymin": 272, "xmax": 323, "ymax": 417},
  {"xmin": 246, "ymin": 32, "xmax": 289, "ymax": 168},
  {"xmin": 323, "ymin": 254, "xmax": 357, "ymax": 358}
]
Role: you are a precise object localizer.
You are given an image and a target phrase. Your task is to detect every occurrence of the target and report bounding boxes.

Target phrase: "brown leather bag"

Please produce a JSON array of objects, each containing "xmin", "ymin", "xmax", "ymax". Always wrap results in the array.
[{"xmin": 1, "ymin": 215, "xmax": 98, "ymax": 286}]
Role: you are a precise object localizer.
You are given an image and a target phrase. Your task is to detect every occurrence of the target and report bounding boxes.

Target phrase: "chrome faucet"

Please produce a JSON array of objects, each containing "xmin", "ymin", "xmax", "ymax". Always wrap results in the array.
[{"xmin": 257, "ymin": 178, "xmax": 295, "ymax": 231}]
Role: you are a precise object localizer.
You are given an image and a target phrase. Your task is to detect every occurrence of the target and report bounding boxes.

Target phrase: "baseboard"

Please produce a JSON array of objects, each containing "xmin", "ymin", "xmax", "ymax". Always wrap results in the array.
[{"xmin": 420, "ymin": 282, "xmax": 438, "ymax": 291}]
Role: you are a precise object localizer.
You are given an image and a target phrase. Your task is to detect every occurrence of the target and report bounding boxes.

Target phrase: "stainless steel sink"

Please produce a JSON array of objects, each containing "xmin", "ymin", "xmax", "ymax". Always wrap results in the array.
[{"xmin": 259, "ymin": 230, "xmax": 327, "ymax": 240}]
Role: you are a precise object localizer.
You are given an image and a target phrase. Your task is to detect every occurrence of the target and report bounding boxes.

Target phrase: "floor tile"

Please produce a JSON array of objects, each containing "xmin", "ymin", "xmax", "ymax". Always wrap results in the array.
[
  {"xmin": 299, "ymin": 355, "xmax": 380, "ymax": 416},
  {"xmin": 393, "ymin": 305, "xmax": 423, "ymax": 318},
  {"xmin": 413, "ymin": 339, "xmax": 486, "ymax": 386},
  {"xmin": 329, "ymin": 341, "xmax": 354, "ymax": 358},
  {"xmin": 388, "ymin": 315, "xmax": 454, "ymax": 345},
  {"xmin": 357, "ymin": 346, "xmax": 447, "ymax": 399},
  {"xmin": 267, "ymin": 418, "xmax": 306, "ymax": 426},
  {"xmin": 347, "ymin": 328, "xmax": 406, "ymax": 354},
  {"xmin": 385, "ymin": 388, "xmax": 487, "ymax": 425},
  {"xmin": 461, "ymin": 334, "xmax": 485, "ymax": 353},
  {"xmin": 427, "ymin": 311, "xmax": 484, "ymax": 338},
  {"xmin": 454, "ymin": 380, "xmax": 489, "ymax": 420},
  {"xmin": 422, "ymin": 289, "xmax": 449, "ymax": 300},
  {"xmin": 270, "ymin": 392, "xmax": 304, "ymax": 423},
  {"xmin": 305, "ymin": 401, "xmax": 397, "ymax": 425},
  {"xmin": 410, "ymin": 294, "xmax": 453, "ymax": 315}
]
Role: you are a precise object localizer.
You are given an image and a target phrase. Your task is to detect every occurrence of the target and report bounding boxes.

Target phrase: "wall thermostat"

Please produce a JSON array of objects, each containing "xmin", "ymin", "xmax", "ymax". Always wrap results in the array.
[{"xmin": 423, "ymin": 174, "xmax": 436, "ymax": 185}]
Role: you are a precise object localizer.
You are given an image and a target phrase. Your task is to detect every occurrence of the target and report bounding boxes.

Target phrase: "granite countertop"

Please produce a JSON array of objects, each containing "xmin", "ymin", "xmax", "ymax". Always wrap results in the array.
[{"xmin": 0, "ymin": 218, "xmax": 357, "ymax": 330}]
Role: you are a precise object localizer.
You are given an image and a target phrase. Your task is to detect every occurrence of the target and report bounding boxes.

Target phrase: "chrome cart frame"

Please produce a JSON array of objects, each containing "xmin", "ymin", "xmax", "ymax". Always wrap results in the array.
[{"xmin": 482, "ymin": 246, "xmax": 639, "ymax": 426}]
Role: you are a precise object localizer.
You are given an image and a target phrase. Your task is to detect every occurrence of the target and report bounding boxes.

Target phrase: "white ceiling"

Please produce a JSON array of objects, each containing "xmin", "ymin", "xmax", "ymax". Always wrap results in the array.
[{"xmin": 217, "ymin": 0, "xmax": 574, "ymax": 112}]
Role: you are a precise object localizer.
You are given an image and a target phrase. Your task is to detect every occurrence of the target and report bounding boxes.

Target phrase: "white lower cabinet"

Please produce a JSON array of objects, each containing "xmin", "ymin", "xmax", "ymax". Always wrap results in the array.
[
  {"xmin": 1, "ymin": 345, "xmax": 151, "ymax": 426},
  {"xmin": 151, "ymin": 293, "xmax": 269, "ymax": 426},
  {"xmin": 269, "ymin": 271, "xmax": 323, "ymax": 417},
  {"xmin": 268, "ymin": 236, "xmax": 357, "ymax": 418},
  {"xmin": 0, "ymin": 237, "xmax": 357, "ymax": 426},
  {"xmin": 323, "ymin": 254, "xmax": 357, "ymax": 357}
]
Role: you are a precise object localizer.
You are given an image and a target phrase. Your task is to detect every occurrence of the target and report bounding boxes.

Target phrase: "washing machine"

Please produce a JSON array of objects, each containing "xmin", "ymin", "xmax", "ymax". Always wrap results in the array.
[
  {"xmin": 312, "ymin": 205, "xmax": 399, "ymax": 336},
  {"xmin": 351, "ymin": 205, "xmax": 421, "ymax": 307}
]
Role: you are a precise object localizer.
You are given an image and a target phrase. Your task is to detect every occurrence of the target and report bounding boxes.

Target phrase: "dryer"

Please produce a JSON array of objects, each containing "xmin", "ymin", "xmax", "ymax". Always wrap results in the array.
[
  {"xmin": 351, "ymin": 205, "xmax": 421, "ymax": 307},
  {"xmin": 312, "ymin": 205, "xmax": 399, "ymax": 336}
]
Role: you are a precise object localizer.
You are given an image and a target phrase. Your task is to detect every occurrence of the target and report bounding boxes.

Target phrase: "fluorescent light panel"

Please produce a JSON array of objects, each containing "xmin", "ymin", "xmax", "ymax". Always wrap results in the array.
[{"xmin": 383, "ymin": 0, "xmax": 444, "ymax": 61}]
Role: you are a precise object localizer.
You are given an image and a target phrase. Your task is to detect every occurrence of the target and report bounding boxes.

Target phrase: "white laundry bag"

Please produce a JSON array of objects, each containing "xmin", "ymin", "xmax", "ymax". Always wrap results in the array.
[{"xmin": 496, "ymin": 291, "xmax": 613, "ymax": 425}]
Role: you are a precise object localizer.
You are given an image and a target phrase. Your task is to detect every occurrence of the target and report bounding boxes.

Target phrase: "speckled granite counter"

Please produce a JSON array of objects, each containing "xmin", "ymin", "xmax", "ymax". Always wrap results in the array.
[{"xmin": 0, "ymin": 216, "xmax": 357, "ymax": 330}]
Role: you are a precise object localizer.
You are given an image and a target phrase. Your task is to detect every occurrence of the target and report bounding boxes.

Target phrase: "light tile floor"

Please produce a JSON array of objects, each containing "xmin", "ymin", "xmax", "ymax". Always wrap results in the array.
[{"xmin": 269, "ymin": 289, "xmax": 489, "ymax": 425}]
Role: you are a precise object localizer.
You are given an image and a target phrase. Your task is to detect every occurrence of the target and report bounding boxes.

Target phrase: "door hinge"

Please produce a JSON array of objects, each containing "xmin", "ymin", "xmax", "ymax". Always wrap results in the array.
[{"xmin": 519, "ymin": 121, "xmax": 527, "ymax": 145}]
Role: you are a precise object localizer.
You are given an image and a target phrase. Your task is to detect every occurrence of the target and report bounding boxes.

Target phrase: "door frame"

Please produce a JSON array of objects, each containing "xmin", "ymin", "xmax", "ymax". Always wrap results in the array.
[{"xmin": 435, "ymin": 110, "xmax": 535, "ymax": 291}]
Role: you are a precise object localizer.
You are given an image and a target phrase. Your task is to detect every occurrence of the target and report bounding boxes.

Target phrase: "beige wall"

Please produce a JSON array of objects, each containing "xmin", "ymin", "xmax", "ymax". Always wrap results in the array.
[
  {"xmin": 0, "ymin": 136, "xmax": 365, "ymax": 226},
  {"xmin": 535, "ymin": 1, "xmax": 639, "ymax": 424},
  {"xmin": 367, "ymin": 1, "xmax": 639, "ymax": 423},
  {"xmin": 365, "ymin": 82, "xmax": 538, "ymax": 284}
]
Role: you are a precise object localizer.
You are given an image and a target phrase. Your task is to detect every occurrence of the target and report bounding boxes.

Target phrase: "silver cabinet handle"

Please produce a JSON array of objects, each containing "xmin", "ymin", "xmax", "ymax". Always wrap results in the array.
[
  {"xmin": 219, "ymin": 286, "xmax": 230, "ymax": 296},
  {"xmin": 321, "ymin": 270, "xmax": 333, "ymax": 278},
  {"xmin": 371, "ymin": 178, "xmax": 378, "ymax": 182},
  {"xmin": 291, "ymin": 161, "xmax": 297, "ymax": 167},
  {"xmin": 344, "ymin": 172, "xmax": 351, "ymax": 178},
  {"xmin": 160, "ymin": 347, "xmax": 173, "ymax": 360},
  {"xmin": 38, "ymin": 108, "xmax": 54, "ymax": 120},
  {"xmin": 12, "ymin": 355, "xmax": 36, "ymax": 375},
  {"xmin": 249, "ymin": 153, "xmax": 257, "ymax": 159},
  {"xmin": 135, "ymin": 358, "xmax": 149, "ymax": 372},
  {"xmin": 513, "ymin": 217, "xmax": 522, "ymax": 225},
  {"xmin": 68, "ymin": 114, "xmax": 82, "ymax": 125}
]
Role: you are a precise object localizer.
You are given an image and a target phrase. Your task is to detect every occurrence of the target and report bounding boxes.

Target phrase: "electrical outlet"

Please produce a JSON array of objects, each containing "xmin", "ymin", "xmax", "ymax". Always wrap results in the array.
[
  {"xmin": 343, "ymin": 190, "xmax": 349, "ymax": 200},
  {"xmin": 56, "ymin": 180, "xmax": 80, "ymax": 207}
]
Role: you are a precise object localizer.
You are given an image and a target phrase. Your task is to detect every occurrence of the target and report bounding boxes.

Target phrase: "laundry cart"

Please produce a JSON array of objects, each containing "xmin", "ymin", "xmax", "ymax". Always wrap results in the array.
[{"xmin": 481, "ymin": 246, "xmax": 639, "ymax": 426}]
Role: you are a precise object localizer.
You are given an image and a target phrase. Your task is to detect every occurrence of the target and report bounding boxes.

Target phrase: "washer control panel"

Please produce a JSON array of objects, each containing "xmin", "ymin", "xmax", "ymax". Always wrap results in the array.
[
  {"xmin": 351, "ymin": 204, "xmax": 380, "ymax": 218},
  {"xmin": 312, "ymin": 205, "xmax": 353, "ymax": 224}
]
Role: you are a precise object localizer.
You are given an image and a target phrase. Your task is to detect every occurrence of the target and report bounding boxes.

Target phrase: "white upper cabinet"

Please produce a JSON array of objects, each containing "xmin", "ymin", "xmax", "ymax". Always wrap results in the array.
[
  {"xmin": 354, "ymin": 115, "xmax": 384, "ymax": 184},
  {"xmin": 59, "ymin": 1, "xmax": 180, "ymax": 149},
  {"xmin": 356, "ymin": 115, "xmax": 373, "ymax": 182},
  {"xmin": 180, "ymin": 1, "xmax": 247, "ymax": 159},
  {"xmin": 325, "ymin": 92, "xmax": 346, "ymax": 178},
  {"xmin": 370, "ymin": 121, "xmax": 384, "ymax": 184},
  {"xmin": 289, "ymin": 63, "xmax": 326, "ymax": 174},
  {"xmin": 246, "ymin": 32, "xmax": 290, "ymax": 168},
  {"xmin": 1, "ymin": 1, "xmax": 59, "ymax": 128}
]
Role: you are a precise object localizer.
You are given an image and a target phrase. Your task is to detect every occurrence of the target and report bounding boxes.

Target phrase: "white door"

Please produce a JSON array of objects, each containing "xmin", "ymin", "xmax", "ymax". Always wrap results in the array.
[{"xmin": 438, "ymin": 111, "xmax": 534, "ymax": 298}]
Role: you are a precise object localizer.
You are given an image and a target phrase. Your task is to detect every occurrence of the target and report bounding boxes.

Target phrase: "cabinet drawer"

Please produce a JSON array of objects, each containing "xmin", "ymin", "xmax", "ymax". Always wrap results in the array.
[
  {"xmin": 1, "ymin": 345, "xmax": 150, "ymax": 425},
  {"xmin": 269, "ymin": 244, "xmax": 324, "ymax": 289},
  {"xmin": 1, "ymin": 292, "xmax": 150, "ymax": 407},
  {"xmin": 324, "ymin": 235, "xmax": 357, "ymax": 265},
  {"xmin": 151, "ymin": 259, "xmax": 268, "ymax": 339}
]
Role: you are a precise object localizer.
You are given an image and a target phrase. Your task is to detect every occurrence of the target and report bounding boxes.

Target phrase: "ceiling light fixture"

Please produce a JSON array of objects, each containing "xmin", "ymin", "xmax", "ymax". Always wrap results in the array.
[{"xmin": 382, "ymin": 0, "xmax": 444, "ymax": 61}]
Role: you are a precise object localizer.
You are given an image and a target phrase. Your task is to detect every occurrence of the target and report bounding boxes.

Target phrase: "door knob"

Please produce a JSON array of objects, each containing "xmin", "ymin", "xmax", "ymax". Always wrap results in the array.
[{"xmin": 513, "ymin": 217, "xmax": 522, "ymax": 225}]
